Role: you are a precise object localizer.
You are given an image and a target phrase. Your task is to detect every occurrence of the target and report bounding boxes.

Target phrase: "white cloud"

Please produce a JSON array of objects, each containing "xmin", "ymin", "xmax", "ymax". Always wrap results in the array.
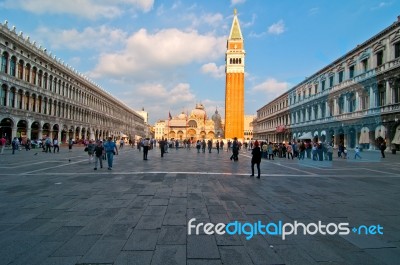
[
  {"xmin": 309, "ymin": 7, "xmax": 319, "ymax": 15},
  {"xmin": 91, "ymin": 28, "xmax": 226, "ymax": 78},
  {"xmin": 231, "ymin": 0, "xmax": 246, "ymax": 5},
  {"xmin": 120, "ymin": 82, "xmax": 196, "ymax": 121},
  {"xmin": 36, "ymin": 26, "xmax": 127, "ymax": 51},
  {"xmin": 201, "ymin": 63, "xmax": 225, "ymax": 78},
  {"xmin": 0, "ymin": 0, "xmax": 154, "ymax": 19},
  {"xmin": 268, "ymin": 20, "xmax": 286, "ymax": 35},
  {"xmin": 371, "ymin": 2, "xmax": 392, "ymax": 10},
  {"xmin": 182, "ymin": 12, "xmax": 224, "ymax": 29},
  {"xmin": 251, "ymin": 78, "xmax": 290, "ymax": 102}
]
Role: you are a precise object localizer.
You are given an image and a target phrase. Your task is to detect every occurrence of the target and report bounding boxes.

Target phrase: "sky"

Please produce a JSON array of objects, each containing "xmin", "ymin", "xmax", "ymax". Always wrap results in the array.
[{"xmin": 1, "ymin": 0, "xmax": 399, "ymax": 124}]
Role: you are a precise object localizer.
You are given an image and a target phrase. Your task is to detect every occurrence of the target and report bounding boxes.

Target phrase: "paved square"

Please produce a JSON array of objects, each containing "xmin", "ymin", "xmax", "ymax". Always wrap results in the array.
[{"xmin": 0, "ymin": 146, "xmax": 399, "ymax": 265}]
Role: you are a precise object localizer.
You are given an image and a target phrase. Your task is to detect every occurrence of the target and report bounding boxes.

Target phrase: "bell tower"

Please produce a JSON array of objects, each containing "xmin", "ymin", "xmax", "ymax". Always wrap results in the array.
[{"xmin": 225, "ymin": 8, "xmax": 245, "ymax": 140}]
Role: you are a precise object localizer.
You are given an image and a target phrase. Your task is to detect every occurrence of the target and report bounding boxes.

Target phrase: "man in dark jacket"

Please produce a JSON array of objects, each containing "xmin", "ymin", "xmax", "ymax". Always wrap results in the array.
[{"xmin": 250, "ymin": 140, "xmax": 262, "ymax": 178}]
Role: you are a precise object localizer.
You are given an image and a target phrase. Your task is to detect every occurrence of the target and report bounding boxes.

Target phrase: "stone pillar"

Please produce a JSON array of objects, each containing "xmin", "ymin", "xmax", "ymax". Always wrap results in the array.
[
  {"xmin": 334, "ymin": 97, "xmax": 338, "ymax": 115},
  {"xmin": 355, "ymin": 91, "xmax": 360, "ymax": 111},
  {"xmin": 317, "ymin": 104, "xmax": 322, "ymax": 119},
  {"xmin": 386, "ymin": 79, "xmax": 392, "ymax": 105},
  {"xmin": 27, "ymin": 127, "xmax": 32, "ymax": 140},
  {"xmin": 305, "ymin": 108, "xmax": 309, "ymax": 121},
  {"xmin": 325, "ymin": 101, "xmax": 330, "ymax": 117},
  {"xmin": 5, "ymin": 87, "xmax": 9, "ymax": 107},
  {"xmin": 369, "ymin": 86, "xmax": 375, "ymax": 108},
  {"xmin": 38, "ymin": 129, "xmax": 43, "ymax": 140},
  {"xmin": 311, "ymin": 105, "xmax": 315, "ymax": 120},
  {"xmin": 12, "ymin": 128, "xmax": 17, "ymax": 139},
  {"xmin": 344, "ymin": 94, "xmax": 349, "ymax": 113}
]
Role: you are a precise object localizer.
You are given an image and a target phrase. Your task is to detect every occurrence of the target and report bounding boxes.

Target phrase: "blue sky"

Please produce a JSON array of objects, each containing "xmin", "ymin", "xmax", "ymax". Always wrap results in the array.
[{"xmin": 1, "ymin": 0, "xmax": 399, "ymax": 123}]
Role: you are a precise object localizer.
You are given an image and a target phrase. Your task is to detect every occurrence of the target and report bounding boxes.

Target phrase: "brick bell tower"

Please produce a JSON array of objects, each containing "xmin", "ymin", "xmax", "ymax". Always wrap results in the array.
[{"xmin": 225, "ymin": 8, "xmax": 245, "ymax": 140}]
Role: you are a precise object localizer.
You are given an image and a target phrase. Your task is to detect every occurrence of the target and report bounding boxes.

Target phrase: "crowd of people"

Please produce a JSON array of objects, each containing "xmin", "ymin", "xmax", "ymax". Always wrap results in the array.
[{"xmin": 0, "ymin": 134, "xmax": 389, "ymax": 178}]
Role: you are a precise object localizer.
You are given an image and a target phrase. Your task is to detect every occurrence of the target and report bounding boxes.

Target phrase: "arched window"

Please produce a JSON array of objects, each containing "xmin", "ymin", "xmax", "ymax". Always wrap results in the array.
[
  {"xmin": 49, "ymin": 75, "xmax": 53, "ymax": 91},
  {"xmin": 17, "ymin": 90, "xmax": 23, "ymax": 109},
  {"xmin": 32, "ymin": 67, "xmax": 37, "ymax": 85},
  {"xmin": 0, "ymin": 85, "xmax": 7, "ymax": 106},
  {"xmin": 43, "ymin": 73, "xmax": 48, "ymax": 89},
  {"xmin": 9, "ymin": 88, "xmax": 15, "ymax": 107},
  {"xmin": 1, "ymin": 52, "xmax": 9, "ymax": 73},
  {"xmin": 10, "ymin": 56, "xmax": 16, "ymax": 76},
  {"xmin": 239, "ymin": 58, "xmax": 242, "ymax": 64},
  {"xmin": 25, "ymin": 64, "xmax": 31, "ymax": 82},
  {"xmin": 230, "ymin": 58, "xmax": 233, "ymax": 64},
  {"xmin": 17, "ymin": 60, "xmax": 24, "ymax": 79},
  {"xmin": 38, "ymin": 70, "xmax": 43, "ymax": 87}
]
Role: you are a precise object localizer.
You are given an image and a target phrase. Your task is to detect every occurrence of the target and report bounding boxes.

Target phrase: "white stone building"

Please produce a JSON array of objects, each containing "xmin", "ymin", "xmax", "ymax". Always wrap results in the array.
[
  {"xmin": 254, "ymin": 17, "xmax": 400, "ymax": 150},
  {"xmin": 0, "ymin": 21, "xmax": 146, "ymax": 143}
]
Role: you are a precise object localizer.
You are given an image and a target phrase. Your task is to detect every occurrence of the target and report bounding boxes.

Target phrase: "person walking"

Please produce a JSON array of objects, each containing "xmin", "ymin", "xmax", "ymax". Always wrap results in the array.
[
  {"xmin": 220, "ymin": 140, "xmax": 224, "ymax": 152},
  {"xmin": 0, "ymin": 135, "xmax": 6, "ymax": 155},
  {"xmin": 11, "ymin": 137, "xmax": 19, "ymax": 155},
  {"xmin": 68, "ymin": 138, "xmax": 73, "ymax": 152},
  {"xmin": 354, "ymin": 146, "xmax": 362, "ymax": 159},
  {"xmin": 230, "ymin": 137, "xmax": 239, "ymax": 161},
  {"xmin": 286, "ymin": 142, "xmax": 293, "ymax": 159},
  {"xmin": 159, "ymin": 138, "xmax": 166, "ymax": 157},
  {"xmin": 380, "ymin": 142, "xmax": 386, "ymax": 158},
  {"xmin": 53, "ymin": 138, "xmax": 60, "ymax": 153},
  {"xmin": 216, "ymin": 140, "xmax": 220, "ymax": 154},
  {"xmin": 44, "ymin": 136, "xmax": 52, "ymax": 153},
  {"xmin": 250, "ymin": 140, "xmax": 262, "ymax": 178},
  {"xmin": 143, "ymin": 138, "xmax": 150, "ymax": 160},
  {"xmin": 104, "ymin": 137, "xmax": 118, "ymax": 170},
  {"xmin": 327, "ymin": 144, "xmax": 333, "ymax": 161},
  {"xmin": 207, "ymin": 139, "xmax": 212, "ymax": 153},
  {"xmin": 93, "ymin": 140, "xmax": 105, "ymax": 170},
  {"xmin": 87, "ymin": 140, "xmax": 96, "ymax": 163},
  {"xmin": 196, "ymin": 140, "xmax": 201, "ymax": 153}
]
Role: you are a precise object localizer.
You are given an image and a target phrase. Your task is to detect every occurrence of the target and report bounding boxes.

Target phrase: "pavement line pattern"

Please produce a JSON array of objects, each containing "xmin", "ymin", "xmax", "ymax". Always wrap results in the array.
[{"xmin": 20, "ymin": 159, "xmax": 88, "ymax": 175}]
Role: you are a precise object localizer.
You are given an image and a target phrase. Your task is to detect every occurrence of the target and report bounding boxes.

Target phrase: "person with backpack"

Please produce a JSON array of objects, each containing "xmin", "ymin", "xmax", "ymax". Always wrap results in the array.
[
  {"xmin": 11, "ymin": 137, "xmax": 19, "ymax": 155},
  {"xmin": 93, "ymin": 140, "xmax": 105, "ymax": 170}
]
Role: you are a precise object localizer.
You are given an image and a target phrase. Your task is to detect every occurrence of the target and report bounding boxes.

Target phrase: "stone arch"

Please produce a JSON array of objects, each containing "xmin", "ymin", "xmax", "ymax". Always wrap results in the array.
[
  {"xmin": 17, "ymin": 119, "xmax": 28, "ymax": 138},
  {"xmin": 0, "ymin": 117, "xmax": 14, "ymax": 143},
  {"xmin": 30, "ymin": 121, "xmax": 40, "ymax": 140}
]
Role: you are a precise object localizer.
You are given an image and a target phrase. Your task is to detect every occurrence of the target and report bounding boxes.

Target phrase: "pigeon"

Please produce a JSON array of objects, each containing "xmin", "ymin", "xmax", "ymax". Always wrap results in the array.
[{"xmin": 34, "ymin": 153, "xmax": 38, "ymax": 155}]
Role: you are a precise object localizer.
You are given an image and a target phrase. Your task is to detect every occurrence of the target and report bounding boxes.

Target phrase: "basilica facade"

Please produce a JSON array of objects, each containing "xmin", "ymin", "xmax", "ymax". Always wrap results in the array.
[
  {"xmin": 0, "ymin": 21, "xmax": 146, "ymax": 143},
  {"xmin": 254, "ymin": 17, "xmax": 400, "ymax": 151},
  {"xmin": 154, "ymin": 103, "xmax": 224, "ymax": 141}
]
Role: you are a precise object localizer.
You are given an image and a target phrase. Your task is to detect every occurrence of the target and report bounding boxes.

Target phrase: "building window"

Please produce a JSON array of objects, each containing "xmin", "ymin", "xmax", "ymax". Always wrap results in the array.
[
  {"xmin": 17, "ymin": 60, "xmax": 23, "ymax": 79},
  {"xmin": 9, "ymin": 89, "xmax": 15, "ymax": 107},
  {"xmin": 395, "ymin": 42, "xmax": 400, "ymax": 59},
  {"xmin": 308, "ymin": 87, "xmax": 312, "ymax": 97},
  {"xmin": 10, "ymin": 57, "xmax": 16, "ymax": 76},
  {"xmin": 32, "ymin": 67, "xmax": 37, "ymax": 85},
  {"xmin": 1, "ymin": 52, "xmax": 8, "ymax": 73},
  {"xmin": 393, "ymin": 85, "xmax": 400, "ymax": 103},
  {"xmin": 376, "ymin": 50, "xmax": 384, "ymax": 67},
  {"xmin": 362, "ymin": 59, "xmax": 368, "ymax": 72},
  {"xmin": 378, "ymin": 86, "xmax": 385, "ymax": 107},
  {"xmin": 349, "ymin": 65, "xmax": 355, "ymax": 78},
  {"xmin": 314, "ymin": 84, "xmax": 318, "ymax": 94},
  {"xmin": 349, "ymin": 94, "xmax": 356, "ymax": 112},
  {"xmin": 17, "ymin": 91, "xmax": 22, "ymax": 109},
  {"xmin": 321, "ymin": 80, "xmax": 325, "ymax": 91},
  {"xmin": 0, "ymin": 86, "xmax": 6, "ymax": 106},
  {"xmin": 338, "ymin": 71, "xmax": 344, "ymax": 83},
  {"xmin": 329, "ymin": 76, "xmax": 334, "ymax": 87},
  {"xmin": 25, "ymin": 64, "xmax": 31, "ymax": 82}
]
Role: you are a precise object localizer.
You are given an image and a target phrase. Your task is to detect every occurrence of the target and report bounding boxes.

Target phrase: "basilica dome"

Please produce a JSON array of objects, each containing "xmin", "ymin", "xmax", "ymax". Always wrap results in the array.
[
  {"xmin": 191, "ymin": 103, "xmax": 206, "ymax": 120},
  {"xmin": 211, "ymin": 109, "xmax": 221, "ymax": 122},
  {"xmin": 177, "ymin": 112, "xmax": 187, "ymax": 120}
]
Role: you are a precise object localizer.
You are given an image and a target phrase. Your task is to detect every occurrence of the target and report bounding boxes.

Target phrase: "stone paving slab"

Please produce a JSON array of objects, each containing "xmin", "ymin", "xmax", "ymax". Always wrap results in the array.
[{"xmin": 0, "ymin": 146, "xmax": 399, "ymax": 264}]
